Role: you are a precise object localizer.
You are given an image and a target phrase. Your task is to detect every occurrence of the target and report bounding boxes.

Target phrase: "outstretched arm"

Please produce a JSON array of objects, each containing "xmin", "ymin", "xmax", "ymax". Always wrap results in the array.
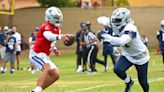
[{"xmin": 102, "ymin": 34, "xmax": 131, "ymax": 46}]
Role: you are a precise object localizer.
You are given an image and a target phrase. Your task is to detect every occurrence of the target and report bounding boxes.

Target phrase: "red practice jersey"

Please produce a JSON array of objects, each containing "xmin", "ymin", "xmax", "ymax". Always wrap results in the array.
[{"xmin": 33, "ymin": 22, "xmax": 61, "ymax": 56}]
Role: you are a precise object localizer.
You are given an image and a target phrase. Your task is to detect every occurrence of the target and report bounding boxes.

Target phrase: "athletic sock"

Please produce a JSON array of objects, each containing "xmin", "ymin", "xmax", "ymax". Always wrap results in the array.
[
  {"xmin": 34, "ymin": 86, "xmax": 42, "ymax": 92},
  {"xmin": 124, "ymin": 76, "xmax": 130, "ymax": 83}
]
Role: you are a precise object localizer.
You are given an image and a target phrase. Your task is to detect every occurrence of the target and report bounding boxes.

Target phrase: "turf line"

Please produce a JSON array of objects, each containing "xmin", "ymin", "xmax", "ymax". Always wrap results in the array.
[{"xmin": 65, "ymin": 77, "xmax": 164, "ymax": 92}]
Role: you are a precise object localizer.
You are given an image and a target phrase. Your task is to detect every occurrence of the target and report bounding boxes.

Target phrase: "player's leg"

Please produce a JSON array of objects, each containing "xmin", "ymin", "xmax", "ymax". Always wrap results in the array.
[
  {"xmin": 36, "ymin": 64, "xmax": 59, "ymax": 89},
  {"xmin": 103, "ymin": 47, "xmax": 109, "ymax": 72},
  {"xmin": 76, "ymin": 50, "xmax": 83, "ymax": 72},
  {"xmin": 16, "ymin": 51, "xmax": 20, "ymax": 70},
  {"xmin": 108, "ymin": 45, "xmax": 116, "ymax": 65},
  {"xmin": 104, "ymin": 55, "xmax": 107, "ymax": 62},
  {"xmin": 1, "ymin": 52, "xmax": 9, "ymax": 73},
  {"xmin": 92, "ymin": 45, "xmax": 104, "ymax": 65},
  {"xmin": 0, "ymin": 46, "xmax": 5, "ymax": 70},
  {"xmin": 93, "ymin": 45, "xmax": 106, "ymax": 66},
  {"xmin": 82, "ymin": 47, "xmax": 88, "ymax": 71},
  {"xmin": 162, "ymin": 52, "xmax": 164, "ymax": 65},
  {"xmin": 9, "ymin": 53, "xmax": 15, "ymax": 74},
  {"xmin": 87, "ymin": 46, "xmax": 96, "ymax": 72},
  {"xmin": 135, "ymin": 62, "xmax": 149, "ymax": 92},
  {"xmin": 114, "ymin": 56, "xmax": 134, "ymax": 92},
  {"xmin": 39, "ymin": 68, "xmax": 60, "ymax": 89},
  {"xmin": 29, "ymin": 52, "xmax": 59, "ymax": 92}
]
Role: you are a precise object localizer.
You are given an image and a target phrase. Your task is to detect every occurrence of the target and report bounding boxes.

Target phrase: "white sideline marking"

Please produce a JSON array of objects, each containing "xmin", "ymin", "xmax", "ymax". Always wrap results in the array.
[
  {"xmin": 18, "ymin": 86, "xmax": 28, "ymax": 88},
  {"xmin": 65, "ymin": 84, "xmax": 112, "ymax": 92},
  {"xmin": 65, "ymin": 77, "xmax": 164, "ymax": 92},
  {"xmin": 63, "ymin": 73, "xmax": 102, "ymax": 78}
]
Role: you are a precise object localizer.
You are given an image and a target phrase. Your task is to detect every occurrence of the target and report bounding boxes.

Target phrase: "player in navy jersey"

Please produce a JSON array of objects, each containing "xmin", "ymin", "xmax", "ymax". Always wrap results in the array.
[
  {"xmin": 157, "ymin": 20, "xmax": 164, "ymax": 65},
  {"xmin": 101, "ymin": 8, "xmax": 150, "ymax": 92},
  {"xmin": 97, "ymin": 16, "xmax": 116, "ymax": 72},
  {"xmin": 75, "ymin": 22, "xmax": 88, "ymax": 72}
]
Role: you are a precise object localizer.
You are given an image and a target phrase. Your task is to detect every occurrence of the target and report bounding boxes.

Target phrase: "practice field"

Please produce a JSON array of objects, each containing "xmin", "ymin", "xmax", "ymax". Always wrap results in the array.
[{"xmin": 0, "ymin": 51, "xmax": 163, "ymax": 92}]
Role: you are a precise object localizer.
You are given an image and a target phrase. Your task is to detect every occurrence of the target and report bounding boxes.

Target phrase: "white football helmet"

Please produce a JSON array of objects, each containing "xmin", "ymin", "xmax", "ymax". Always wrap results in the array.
[
  {"xmin": 111, "ymin": 8, "xmax": 131, "ymax": 29},
  {"xmin": 45, "ymin": 6, "xmax": 63, "ymax": 27},
  {"xmin": 160, "ymin": 20, "xmax": 164, "ymax": 26}
]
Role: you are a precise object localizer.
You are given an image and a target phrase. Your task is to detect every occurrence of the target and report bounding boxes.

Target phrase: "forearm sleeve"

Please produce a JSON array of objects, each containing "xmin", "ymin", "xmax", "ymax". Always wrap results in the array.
[
  {"xmin": 43, "ymin": 31, "xmax": 62, "ymax": 41},
  {"xmin": 110, "ymin": 35, "xmax": 131, "ymax": 46}
]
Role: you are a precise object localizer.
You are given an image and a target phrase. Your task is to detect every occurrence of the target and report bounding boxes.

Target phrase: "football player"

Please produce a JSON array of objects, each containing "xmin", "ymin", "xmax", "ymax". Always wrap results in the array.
[
  {"xmin": 29, "ymin": 6, "xmax": 70, "ymax": 92},
  {"xmin": 157, "ymin": 20, "xmax": 164, "ymax": 65},
  {"xmin": 97, "ymin": 16, "xmax": 116, "ymax": 72},
  {"xmin": 101, "ymin": 8, "xmax": 150, "ymax": 92},
  {"xmin": 75, "ymin": 22, "xmax": 88, "ymax": 72}
]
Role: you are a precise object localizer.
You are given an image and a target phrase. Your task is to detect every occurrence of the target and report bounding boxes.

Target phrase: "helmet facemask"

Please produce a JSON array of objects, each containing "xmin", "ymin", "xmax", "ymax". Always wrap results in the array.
[{"xmin": 111, "ymin": 8, "xmax": 131, "ymax": 29}]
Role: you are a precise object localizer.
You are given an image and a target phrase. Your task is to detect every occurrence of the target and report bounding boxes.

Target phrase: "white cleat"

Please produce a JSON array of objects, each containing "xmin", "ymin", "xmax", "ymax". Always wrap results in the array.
[{"xmin": 76, "ymin": 65, "xmax": 83, "ymax": 72}]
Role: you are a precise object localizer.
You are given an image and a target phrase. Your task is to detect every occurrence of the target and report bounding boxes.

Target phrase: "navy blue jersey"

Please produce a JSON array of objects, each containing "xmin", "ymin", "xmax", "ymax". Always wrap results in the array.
[
  {"xmin": 6, "ymin": 36, "xmax": 16, "ymax": 53},
  {"xmin": 0, "ymin": 32, "xmax": 6, "ymax": 46},
  {"xmin": 97, "ymin": 27, "xmax": 114, "ymax": 56},
  {"xmin": 157, "ymin": 29, "xmax": 164, "ymax": 45},
  {"xmin": 157, "ymin": 29, "xmax": 164, "ymax": 52}
]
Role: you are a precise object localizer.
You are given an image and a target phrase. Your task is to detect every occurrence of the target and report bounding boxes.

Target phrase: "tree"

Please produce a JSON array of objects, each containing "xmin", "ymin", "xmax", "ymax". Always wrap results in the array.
[{"xmin": 37, "ymin": 0, "xmax": 76, "ymax": 8}]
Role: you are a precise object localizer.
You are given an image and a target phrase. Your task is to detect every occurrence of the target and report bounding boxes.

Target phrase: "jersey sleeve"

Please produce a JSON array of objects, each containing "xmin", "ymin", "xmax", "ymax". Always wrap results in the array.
[
  {"xmin": 110, "ymin": 34, "xmax": 131, "ymax": 46},
  {"xmin": 123, "ymin": 24, "xmax": 137, "ymax": 39},
  {"xmin": 124, "ymin": 31, "xmax": 137, "ymax": 39}
]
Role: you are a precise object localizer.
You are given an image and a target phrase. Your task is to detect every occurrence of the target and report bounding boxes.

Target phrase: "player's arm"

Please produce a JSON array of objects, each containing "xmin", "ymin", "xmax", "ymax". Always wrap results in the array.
[
  {"xmin": 102, "ymin": 31, "xmax": 132, "ymax": 46},
  {"xmin": 89, "ymin": 38, "xmax": 97, "ymax": 44},
  {"xmin": 156, "ymin": 31, "xmax": 160, "ymax": 41},
  {"xmin": 16, "ymin": 34, "xmax": 21, "ymax": 46},
  {"xmin": 50, "ymin": 41, "xmax": 60, "ymax": 56},
  {"xmin": 14, "ymin": 38, "xmax": 17, "ymax": 55},
  {"xmin": 43, "ymin": 31, "xmax": 62, "ymax": 41},
  {"xmin": 4, "ymin": 34, "xmax": 10, "ymax": 45}
]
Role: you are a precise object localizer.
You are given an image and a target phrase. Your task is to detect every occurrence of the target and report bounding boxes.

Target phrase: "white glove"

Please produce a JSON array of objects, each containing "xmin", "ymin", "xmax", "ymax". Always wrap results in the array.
[{"xmin": 101, "ymin": 34, "xmax": 112, "ymax": 42}]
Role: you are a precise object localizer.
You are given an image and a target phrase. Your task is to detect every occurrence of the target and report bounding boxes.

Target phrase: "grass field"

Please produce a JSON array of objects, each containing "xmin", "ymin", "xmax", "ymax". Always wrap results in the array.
[{"xmin": 0, "ymin": 51, "xmax": 163, "ymax": 92}]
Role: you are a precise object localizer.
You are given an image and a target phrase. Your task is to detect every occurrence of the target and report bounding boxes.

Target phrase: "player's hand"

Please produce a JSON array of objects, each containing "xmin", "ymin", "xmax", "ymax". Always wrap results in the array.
[
  {"xmin": 14, "ymin": 51, "xmax": 16, "ymax": 55},
  {"xmin": 101, "ymin": 34, "xmax": 112, "ymax": 42},
  {"xmin": 80, "ymin": 42, "xmax": 87, "ymax": 46},
  {"xmin": 54, "ymin": 49, "xmax": 60, "ymax": 56},
  {"xmin": 61, "ymin": 34, "xmax": 70, "ymax": 44}
]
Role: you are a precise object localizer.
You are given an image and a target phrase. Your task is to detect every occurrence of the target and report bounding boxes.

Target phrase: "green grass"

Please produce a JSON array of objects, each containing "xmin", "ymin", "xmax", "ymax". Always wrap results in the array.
[{"xmin": 0, "ymin": 51, "xmax": 164, "ymax": 92}]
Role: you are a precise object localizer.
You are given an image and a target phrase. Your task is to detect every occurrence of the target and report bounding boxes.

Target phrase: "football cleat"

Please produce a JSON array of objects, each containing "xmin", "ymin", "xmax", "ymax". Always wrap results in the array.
[
  {"xmin": 125, "ymin": 79, "xmax": 134, "ymax": 92},
  {"xmin": 76, "ymin": 65, "xmax": 83, "ymax": 72}
]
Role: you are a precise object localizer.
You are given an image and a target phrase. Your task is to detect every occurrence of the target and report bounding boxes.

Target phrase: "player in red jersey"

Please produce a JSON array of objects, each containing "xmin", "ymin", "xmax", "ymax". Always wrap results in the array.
[{"xmin": 29, "ymin": 6, "xmax": 70, "ymax": 92}]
